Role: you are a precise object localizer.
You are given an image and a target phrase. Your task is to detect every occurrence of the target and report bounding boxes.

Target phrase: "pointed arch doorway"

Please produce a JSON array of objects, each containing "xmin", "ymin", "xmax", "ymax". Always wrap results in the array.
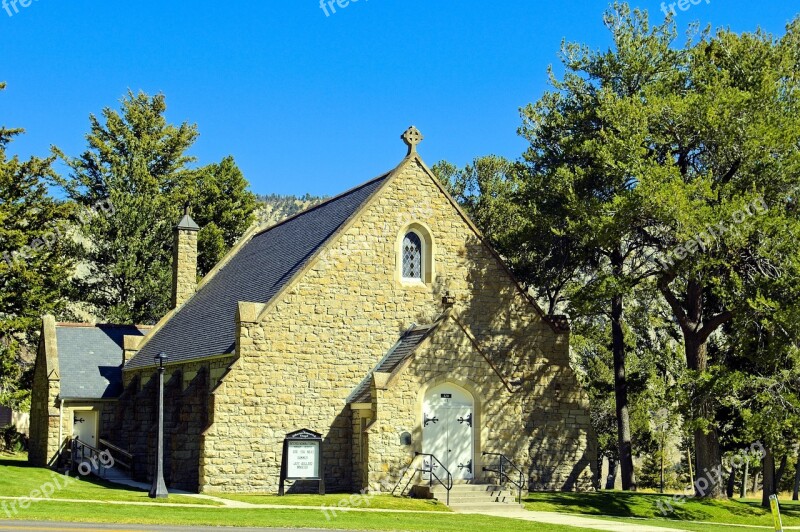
[{"xmin": 422, "ymin": 382, "xmax": 475, "ymax": 481}]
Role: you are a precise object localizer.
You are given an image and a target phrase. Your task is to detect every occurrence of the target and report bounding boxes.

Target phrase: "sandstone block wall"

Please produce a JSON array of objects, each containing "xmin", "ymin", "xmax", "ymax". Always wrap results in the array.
[
  {"xmin": 28, "ymin": 347, "xmax": 60, "ymax": 467},
  {"xmin": 115, "ymin": 356, "xmax": 234, "ymax": 491},
  {"xmin": 362, "ymin": 315, "xmax": 595, "ymax": 493},
  {"xmin": 200, "ymin": 158, "xmax": 596, "ymax": 493}
]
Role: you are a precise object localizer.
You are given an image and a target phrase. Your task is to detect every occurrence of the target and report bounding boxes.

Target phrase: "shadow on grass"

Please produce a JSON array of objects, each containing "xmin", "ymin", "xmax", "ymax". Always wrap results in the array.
[
  {"xmin": 524, "ymin": 491, "xmax": 800, "ymax": 526},
  {"xmin": 0, "ymin": 454, "xmax": 146, "ymax": 496},
  {"xmin": 736, "ymin": 498, "xmax": 800, "ymax": 519},
  {"xmin": 524, "ymin": 491, "xmax": 700, "ymax": 521},
  {"xmin": 0, "ymin": 454, "xmax": 29, "ymax": 466}
]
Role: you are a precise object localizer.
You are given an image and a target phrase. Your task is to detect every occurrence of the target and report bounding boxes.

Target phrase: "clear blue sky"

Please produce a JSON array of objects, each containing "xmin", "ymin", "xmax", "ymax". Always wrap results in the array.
[{"xmin": 1, "ymin": 1, "xmax": 797, "ymax": 197}]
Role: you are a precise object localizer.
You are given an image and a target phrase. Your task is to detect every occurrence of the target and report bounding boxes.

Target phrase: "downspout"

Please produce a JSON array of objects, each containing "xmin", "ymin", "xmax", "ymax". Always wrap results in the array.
[{"xmin": 58, "ymin": 397, "xmax": 63, "ymax": 448}]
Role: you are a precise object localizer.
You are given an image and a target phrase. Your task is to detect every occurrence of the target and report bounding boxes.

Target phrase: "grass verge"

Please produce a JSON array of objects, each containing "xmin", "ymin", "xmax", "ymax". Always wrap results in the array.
[
  {"xmin": 1, "ymin": 501, "xmax": 578, "ymax": 531},
  {"xmin": 0, "ymin": 453, "xmax": 217, "ymax": 506},
  {"xmin": 524, "ymin": 490, "xmax": 798, "ymax": 528}
]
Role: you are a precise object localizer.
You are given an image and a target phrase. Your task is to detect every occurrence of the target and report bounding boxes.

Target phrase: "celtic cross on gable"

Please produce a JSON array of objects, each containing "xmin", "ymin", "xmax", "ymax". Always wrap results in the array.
[{"xmin": 401, "ymin": 126, "xmax": 424, "ymax": 155}]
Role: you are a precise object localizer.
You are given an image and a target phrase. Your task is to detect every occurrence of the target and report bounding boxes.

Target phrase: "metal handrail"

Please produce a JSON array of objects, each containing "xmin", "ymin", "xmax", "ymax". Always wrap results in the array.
[
  {"xmin": 71, "ymin": 437, "xmax": 110, "ymax": 477},
  {"xmin": 415, "ymin": 452, "xmax": 453, "ymax": 506},
  {"xmin": 392, "ymin": 460, "xmax": 417, "ymax": 497},
  {"xmin": 98, "ymin": 438, "xmax": 134, "ymax": 472},
  {"xmin": 98, "ymin": 439, "xmax": 132, "ymax": 461},
  {"xmin": 482, "ymin": 451, "xmax": 525, "ymax": 505}
]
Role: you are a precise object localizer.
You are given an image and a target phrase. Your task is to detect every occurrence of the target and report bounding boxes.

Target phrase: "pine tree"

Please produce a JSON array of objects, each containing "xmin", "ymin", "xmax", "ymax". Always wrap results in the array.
[
  {"xmin": 192, "ymin": 156, "xmax": 257, "ymax": 276},
  {"xmin": 0, "ymin": 83, "xmax": 76, "ymax": 407},
  {"xmin": 56, "ymin": 91, "xmax": 257, "ymax": 324}
]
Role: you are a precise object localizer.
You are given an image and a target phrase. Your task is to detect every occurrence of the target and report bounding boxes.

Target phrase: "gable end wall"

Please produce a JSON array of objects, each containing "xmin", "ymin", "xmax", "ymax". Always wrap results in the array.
[{"xmin": 200, "ymin": 159, "xmax": 595, "ymax": 493}]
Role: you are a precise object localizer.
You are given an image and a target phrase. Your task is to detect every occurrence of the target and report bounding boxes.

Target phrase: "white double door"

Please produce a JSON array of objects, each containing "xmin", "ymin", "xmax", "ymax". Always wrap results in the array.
[{"xmin": 422, "ymin": 384, "xmax": 474, "ymax": 480}]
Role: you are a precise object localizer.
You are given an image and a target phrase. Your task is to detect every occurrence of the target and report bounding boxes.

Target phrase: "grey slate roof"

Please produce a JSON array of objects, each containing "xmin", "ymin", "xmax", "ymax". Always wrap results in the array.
[
  {"xmin": 56, "ymin": 324, "xmax": 149, "ymax": 399},
  {"xmin": 127, "ymin": 173, "xmax": 390, "ymax": 369},
  {"xmin": 349, "ymin": 320, "xmax": 442, "ymax": 404}
]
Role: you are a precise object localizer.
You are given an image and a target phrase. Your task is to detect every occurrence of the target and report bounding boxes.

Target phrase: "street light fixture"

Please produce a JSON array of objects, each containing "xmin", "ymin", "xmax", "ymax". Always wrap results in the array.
[{"xmin": 149, "ymin": 352, "xmax": 169, "ymax": 499}]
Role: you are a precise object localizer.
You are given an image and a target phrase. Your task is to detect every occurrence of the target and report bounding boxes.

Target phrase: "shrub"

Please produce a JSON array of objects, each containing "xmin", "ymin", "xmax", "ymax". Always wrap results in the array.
[{"xmin": 0, "ymin": 425, "xmax": 28, "ymax": 453}]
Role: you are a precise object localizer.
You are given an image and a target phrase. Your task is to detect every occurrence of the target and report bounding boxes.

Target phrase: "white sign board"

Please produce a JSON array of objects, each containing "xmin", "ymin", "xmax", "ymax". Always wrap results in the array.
[{"xmin": 287, "ymin": 440, "xmax": 319, "ymax": 479}]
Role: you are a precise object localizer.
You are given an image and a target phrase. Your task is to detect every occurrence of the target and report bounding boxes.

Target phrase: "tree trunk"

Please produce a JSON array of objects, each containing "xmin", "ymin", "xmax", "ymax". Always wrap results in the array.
[
  {"xmin": 686, "ymin": 334, "xmax": 724, "ymax": 498},
  {"xmin": 753, "ymin": 470, "xmax": 760, "ymax": 495},
  {"xmin": 610, "ymin": 250, "xmax": 636, "ymax": 491},
  {"xmin": 596, "ymin": 455, "xmax": 604, "ymax": 490},
  {"xmin": 741, "ymin": 459, "xmax": 749, "ymax": 498},
  {"xmin": 606, "ymin": 457, "xmax": 618, "ymax": 490},
  {"xmin": 660, "ymin": 432, "xmax": 666, "ymax": 494},
  {"xmin": 726, "ymin": 463, "xmax": 736, "ymax": 498},
  {"xmin": 793, "ymin": 448, "xmax": 800, "ymax": 501},
  {"xmin": 659, "ymin": 277, "xmax": 730, "ymax": 499},
  {"xmin": 776, "ymin": 453, "xmax": 788, "ymax": 494},
  {"xmin": 762, "ymin": 447, "xmax": 776, "ymax": 508}
]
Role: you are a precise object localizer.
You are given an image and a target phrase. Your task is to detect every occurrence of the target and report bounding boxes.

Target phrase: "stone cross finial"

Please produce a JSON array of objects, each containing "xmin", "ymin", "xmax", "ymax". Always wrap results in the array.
[{"xmin": 401, "ymin": 126, "xmax": 424, "ymax": 155}]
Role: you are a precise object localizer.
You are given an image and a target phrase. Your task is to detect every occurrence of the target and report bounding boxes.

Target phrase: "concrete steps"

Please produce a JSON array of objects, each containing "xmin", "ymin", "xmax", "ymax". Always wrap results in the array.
[{"xmin": 421, "ymin": 483, "xmax": 522, "ymax": 508}]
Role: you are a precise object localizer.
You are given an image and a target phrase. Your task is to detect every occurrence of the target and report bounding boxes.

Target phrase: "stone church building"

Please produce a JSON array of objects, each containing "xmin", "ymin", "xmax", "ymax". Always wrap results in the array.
[{"xmin": 29, "ymin": 128, "xmax": 596, "ymax": 494}]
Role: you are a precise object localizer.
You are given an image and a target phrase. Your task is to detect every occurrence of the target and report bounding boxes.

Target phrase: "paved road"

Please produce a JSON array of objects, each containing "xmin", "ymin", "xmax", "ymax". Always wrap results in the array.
[{"xmin": 0, "ymin": 522, "xmax": 362, "ymax": 532}]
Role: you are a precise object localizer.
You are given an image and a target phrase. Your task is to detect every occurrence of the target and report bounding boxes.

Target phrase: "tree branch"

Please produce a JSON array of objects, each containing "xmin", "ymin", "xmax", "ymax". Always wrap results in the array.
[
  {"xmin": 658, "ymin": 273, "xmax": 689, "ymax": 330},
  {"xmin": 699, "ymin": 310, "xmax": 734, "ymax": 342}
]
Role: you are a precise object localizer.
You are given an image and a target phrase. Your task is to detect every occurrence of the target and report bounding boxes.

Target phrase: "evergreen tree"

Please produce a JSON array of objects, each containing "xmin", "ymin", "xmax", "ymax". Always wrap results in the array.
[
  {"xmin": 192, "ymin": 156, "xmax": 257, "ymax": 276},
  {"xmin": 440, "ymin": 4, "xmax": 800, "ymax": 498},
  {"xmin": 511, "ymin": 3, "xmax": 683, "ymax": 490},
  {"xmin": 0, "ymin": 82, "xmax": 76, "ymax": 407},
  {"xmin": 636, "ymin": 12, "xmax": 800, "ymax": 498},
  {"xmin": 56, "ymin": 91, "xmax": 257, "ymax": 324}
]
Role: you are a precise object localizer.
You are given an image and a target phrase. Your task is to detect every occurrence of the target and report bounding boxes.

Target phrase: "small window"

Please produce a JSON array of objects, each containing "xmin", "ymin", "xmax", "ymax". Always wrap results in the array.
[
  {"xmin": 402, "ymin": 232, "xmax": 423, "ymax": 280},
  {"xmin": 397, "ymin": 222, "xmax": 434, "ymax": 285}
]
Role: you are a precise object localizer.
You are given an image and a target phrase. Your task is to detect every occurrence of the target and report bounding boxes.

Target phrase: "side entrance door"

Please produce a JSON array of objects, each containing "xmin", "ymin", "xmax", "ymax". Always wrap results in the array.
[
  {"xmin": 72, "ymin": 410, "xmax": 98, "ymax": 447},
  {"xmin": 422, "ymin": 384, "xmax": 474, "ymax": 481}
]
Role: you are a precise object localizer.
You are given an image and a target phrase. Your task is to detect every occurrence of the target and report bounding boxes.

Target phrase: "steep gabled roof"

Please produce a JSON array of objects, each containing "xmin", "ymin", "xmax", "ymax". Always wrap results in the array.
[
  {"xmin": 126, "ymin": 173, "xmax": 390, "ymax": 369},
  {"xmin": 56, "ymin": 324, "xmax": 150, "ymax": 399}
]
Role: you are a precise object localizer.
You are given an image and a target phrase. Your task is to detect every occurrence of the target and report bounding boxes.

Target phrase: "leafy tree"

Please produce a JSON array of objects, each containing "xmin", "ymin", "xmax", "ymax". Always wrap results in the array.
[
  {"xmin": 192, "ymin": 156, "xmax": 257, "ymax": 276},
  {"xmin": 0, "ymin": 82, "xmax": 76, "ymax": 407},
  {"xmin": 633, "ymin": 13, "xmax": 800, "ymax": 498},
  {"xmin": 55, "ymin": 91, "xmax": 198, "ymax": 324},
  {"xmin": 517, "ymin": 4, "xmax": 800, "ymax": 498},
  {"xmin": 713, "ymin": 228, "xmax": 800, "ymax": 506},
  {"xmin": 435, "ymin": 157, "xmax": 582, "ymax": 316},
  {"xmin": 56, "ymin": 91, "xmax": 257, "ymax": 324},
  {"xmin": 511, "ymin": 3, "xmax": 689, "ymax": 490}
]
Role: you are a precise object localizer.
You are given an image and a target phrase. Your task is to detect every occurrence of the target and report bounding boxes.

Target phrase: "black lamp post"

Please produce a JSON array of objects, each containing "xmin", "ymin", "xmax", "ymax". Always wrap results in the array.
[{"xmin": 149, "ymin": 352, "xmax": 169, "ymax": 499}]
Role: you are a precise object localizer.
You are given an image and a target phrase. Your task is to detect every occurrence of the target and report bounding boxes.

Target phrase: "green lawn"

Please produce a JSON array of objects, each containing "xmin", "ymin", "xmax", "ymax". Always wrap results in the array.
[
  {"xmin": 215, "ymin": 492, "xmax": 449, "ymax": 511},
  {"xmin": 0, "ymin": 501, "xmax": 582, "ymax": 531},
  {"xmin": 596, "ymin": 516, "xmax": 783, "ymax": 532},
  {"xmin": 524, "ymin": 490, "xmax": 797, "ymax": 529},
  {"xmin": 0, "ymin": 452, "xmax": 218, "ymax": 506},
  {"xmin": 8, "ymin": 451, "xmax": 794, "ymax": 531},
  {"xmin": 0, "ymin": 453, "xmax": 562, "ymax": 530}
]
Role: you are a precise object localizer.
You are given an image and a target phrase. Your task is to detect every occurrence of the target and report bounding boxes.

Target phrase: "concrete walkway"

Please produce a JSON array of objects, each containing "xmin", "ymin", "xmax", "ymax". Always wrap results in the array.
[
  {"xmin": 451, "ymin": 505, "xmax": 691, "ymax": 532},
  {"xmin": 0, "ymin": 495, "xmax": 454, "ymax": 514}
]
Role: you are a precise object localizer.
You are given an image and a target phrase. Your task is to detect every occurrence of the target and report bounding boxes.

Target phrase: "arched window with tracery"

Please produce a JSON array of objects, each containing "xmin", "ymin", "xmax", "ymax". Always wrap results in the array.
[{"xmin": 402, "ymin": 231, "xmax": 423, "ymax": 280}]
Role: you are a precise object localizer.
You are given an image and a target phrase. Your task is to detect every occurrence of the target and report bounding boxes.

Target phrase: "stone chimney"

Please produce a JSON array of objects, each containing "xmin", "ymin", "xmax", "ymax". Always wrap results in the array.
[
  {"xmin": 172, "ymin": 206, "xmax": 200, "ymax": 309},
  {"xmin": 123, "ymin": 334, "xmax": 143, "ymax": 365}
]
